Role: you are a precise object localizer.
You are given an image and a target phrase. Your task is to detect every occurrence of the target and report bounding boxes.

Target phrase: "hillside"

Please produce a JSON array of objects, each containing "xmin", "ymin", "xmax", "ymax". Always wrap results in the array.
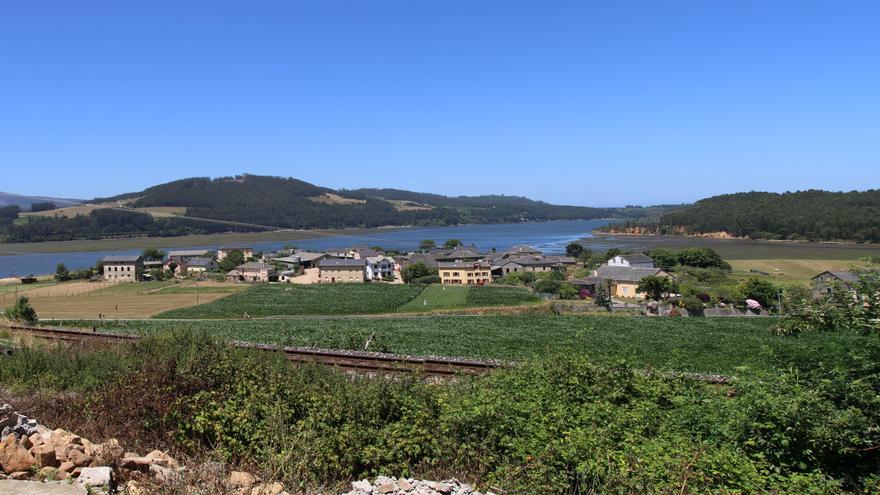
[
  {"xmin": 93, "ymin": 174, "xmax": 642, "ymax": 229},
  {"xmin": 602, "ymin": 190, "xmax": 880, "ymax": 242},
  {"xmin": 0, "ymin": 192, "xmax": 82, "ymax": 209},
  {"xmin": 1, "ymin": 174, "xmax": 656, "ymax": 243}
]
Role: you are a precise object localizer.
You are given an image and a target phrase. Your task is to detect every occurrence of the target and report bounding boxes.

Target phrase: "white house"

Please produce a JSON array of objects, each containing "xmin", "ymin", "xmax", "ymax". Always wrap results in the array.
[
  {"xmin": 607, "ymin": 253, "xmax": 655, "ymax": 268},
  {"xmin": 365, "ymin": 255, "xmax": 395, "ymax": 281}
]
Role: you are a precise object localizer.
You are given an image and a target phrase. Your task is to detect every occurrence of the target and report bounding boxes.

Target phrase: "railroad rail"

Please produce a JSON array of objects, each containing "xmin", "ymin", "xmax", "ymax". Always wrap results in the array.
[{"xmin": 2, "ymin": 323, "xmax": 500, "ymax": 377}]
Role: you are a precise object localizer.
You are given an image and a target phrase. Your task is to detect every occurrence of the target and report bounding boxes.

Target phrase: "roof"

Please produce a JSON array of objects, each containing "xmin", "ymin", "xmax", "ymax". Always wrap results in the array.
[
  {"xmin": 219, "ymin": 244, "xmax": 251, "ymax": 250},
  {"xmin": 236, "ymin": 262, "xmax": 273, "ymax": 270},
  {"xmin": 319, "ymin": 258, "xmax": 367, "ymax": 268},
  {"xmin": 185, "ymin": 257, "xmax": 215, "ymax": 267},
  {"xmin": 814, "ymin": 271, "xmax": 860, "ymax": 283},
  {"xmin": 617, "ymin": 253, "xmax": 654, "ymax": 264},
  {"xmin": 294, "ymin": 251, "xmax": 327, "ymax": 262},
  {"xmin": 497, "ymin": 255, "xmax": 577, "ymax": 267},
  {"xmin": 167, "ymin": 249, "xmax": 211, "ymax": 258},
  {"xmin": 507, "ymin": 245, "xmax": 542, "ymax": 254},
  {"xmin": 365, "ymin": 255, "xmax": 394, "ymax": 263},
  {"xmin": 594, "ymin": 266, "xmax": 664, "ymax": 283},
  {"xmin": 102, "ymin": 255, "xmax": 142, "ymax": 263},
  {"xmin": 437, "ymin": 261, "xmax": 491, "ymax": 269}
]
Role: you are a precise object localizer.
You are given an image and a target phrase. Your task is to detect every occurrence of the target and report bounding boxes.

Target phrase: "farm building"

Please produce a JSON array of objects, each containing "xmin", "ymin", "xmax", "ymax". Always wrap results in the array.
[
  {"xmin": 585, "ymin": 266, "xmax": 672, "ymax": 299},
  {"xmin": 318, "ymin": 258, "xmax": 367, "ymax": 283},
  {"xmin": 217, "ymin": 245, "xmax": 253, "ymax": 262},
  {"xmin": 226, "ymin": 262, "xmax": 277, "ymax": 283},
  {"xmin": 438, "ymin": 261, "xmax": 492, "ymax": 285},
  {"xmin": 102, "ymin": 255, "xmax": 143, "ymax": 282},
  {"xmin": 812, "ymin": 270, "xmax": 859, "ymax": 297}
]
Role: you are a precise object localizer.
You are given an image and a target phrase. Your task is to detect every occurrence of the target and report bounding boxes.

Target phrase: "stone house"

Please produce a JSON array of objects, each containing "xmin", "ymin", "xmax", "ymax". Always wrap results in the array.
[
  {"xmin": 438, "ymin": 261, "xmax": 492, "ymax": 285},
  {"xmin": 812, "ymin": 271, "xmax": 859, "ymax": 297},
  {"xmin": 102, "ymin": 255, "xmax": 143, "ymax": 282},
  {"xmin": 226, "ymin": 262, "xmax": 276, "ymax": 282},
  {"xmin": 318, "ymin": 258, "xmax": 367, "ymax": 283},
  {"xmin": 217, "ymin": 245, "xmax": 253, "ymax": 262}
]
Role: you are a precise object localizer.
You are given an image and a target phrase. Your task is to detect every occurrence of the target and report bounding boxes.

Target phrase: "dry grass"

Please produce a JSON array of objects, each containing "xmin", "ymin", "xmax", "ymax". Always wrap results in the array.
[
  {"xmin": 728, "ymin": 259, "xmax": 853, "ymax": 283},
  {"xmin": 388, "ymin": 199, "xmax": 433, "ymax": 211},
  {"xmin": 12, "ymin": 280, "xmax": 242, "ymax": 319},
  {"xmin": 133, "ymin": 206, "xmax": 187, "ymax": 217},
  {"xmin": 308, "ymin": 193, "xmax": 366, "ymax": 205},
  {"xmin": 20, "ymin": 204, "xmax": 103, "ymax": 218}
]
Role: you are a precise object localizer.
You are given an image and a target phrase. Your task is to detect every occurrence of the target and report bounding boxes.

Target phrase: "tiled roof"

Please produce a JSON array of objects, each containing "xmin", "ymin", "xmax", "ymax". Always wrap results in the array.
[
  {"xmin": 102, "ymin": 255, "xmax": 141, "ymax": 263},
  {"xmin": 319, "ymin": 258, "xmax": 367, "ymax": 268},
  {"xmin": 594, "ymin": 265, "xmax": 663, "ymax": 283}
]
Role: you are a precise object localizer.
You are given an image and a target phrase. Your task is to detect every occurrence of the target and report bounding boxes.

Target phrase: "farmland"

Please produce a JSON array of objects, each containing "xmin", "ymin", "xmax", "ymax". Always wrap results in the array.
[
  {"xmin": 397, "ymin": 285, "xmax": 538, "ymax": 312},
  {"xmin": 75, "ymin": 314, "xmax": 878, "ymax": 376}
]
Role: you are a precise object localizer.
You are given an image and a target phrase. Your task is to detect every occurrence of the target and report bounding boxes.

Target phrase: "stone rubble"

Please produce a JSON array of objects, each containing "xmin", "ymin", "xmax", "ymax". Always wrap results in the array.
[{"xmin": 342, "ymin": 476, "xmax": 493, "ymax": 495}]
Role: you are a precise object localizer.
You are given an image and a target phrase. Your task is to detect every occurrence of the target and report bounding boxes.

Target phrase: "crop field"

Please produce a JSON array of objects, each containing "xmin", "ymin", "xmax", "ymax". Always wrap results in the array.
[
  {"xmin": 79, "ymin": 314, "xmax": 878, "ymax": 375},
  {"xmin": 397, "ymin": 285, "xmax": 538, "ymax": 312},
  {"xmin": 17, "ymin": 280, "xmax": 242, "ymax": 319},
  {"xmin": 156, "ymin": 284, "xmax": 426, "ymax": 318}
]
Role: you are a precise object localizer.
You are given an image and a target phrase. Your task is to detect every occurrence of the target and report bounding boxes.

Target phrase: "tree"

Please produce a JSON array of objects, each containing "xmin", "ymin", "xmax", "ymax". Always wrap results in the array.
[
  {"xmin": 557, "ymin": 283, "xmax": 578, "ymax": 300},
  {"xmin": 29, "ymin": 201, "xmax": 56, "ymax": 212},
  {"xmin": 637, "ymin": 275, "xmax": 677, "ymax": 301},
  {"xmin": 677, "ymin": 248, "xmax": 730, "ymax": 270},
  {"xmin": 565, "ymin": 242, "xmax": 585, "ymax": 259},
  {"xmin": 740, "ymin": 278, "xmax": 779, "ymax": 309},
  {"xmin": 219, "ymin": 250, "xmax": 245, "ymax": 273},
  {"xmin": 142, "ymin": 248, "xmax": 166, "ymax": 261},
  {"xmin": 54, "ymin": 263, "xmax": 71, "ymax": 282},
  {"xmin": 646, "ymin": 249, "xmax": 679, "ymax": 270},
  {"xmin": 443, "ymin": 239, "xmax": 463, "ymax": 249},
  {"xmin": 4, "ymin": 296, "xmax": 37, "ymax": 324},
  {"xmin": 401, "ymin": 262, "xmax": 438, "ymax": 283},
  {"xmin": 594, "ymin": 283, "xmax": 612, "ymax": 309},
  {"xmin": 419, "ymin": 239, "xmax": 436, "ymax": 251}
]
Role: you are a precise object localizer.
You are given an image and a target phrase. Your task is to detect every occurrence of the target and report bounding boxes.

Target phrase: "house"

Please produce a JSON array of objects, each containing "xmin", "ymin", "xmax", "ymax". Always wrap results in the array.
[
  {"xmin": 365, "ymin": 255, "xmax": 395, "ymax": 281},
  {"xmin": 226, "ymin": 262, "xmax": 276, "ymax": 283},
  {"xmin": 586, "ymin": 265, "xmax": 672, "ymax": 299},
  {"xmin": 812, "ymin": 271, "xmax": 859, "ymax": 297},
  {"xmin": 167, "ymin": 249, "xmax": 213, "ymax": 260},
  {"xmin": 607, "ymin": 253, "xmax": 655, "ymax": 268},
  {"xmin": 438, "ymin": 261, "xmax": 492, "ymax": 285},
  {"xmin": 272, "ymin": 251, "xmax": 327, "ymax": 269},
  {"xmin": 492, "ymin": 255, "xmax": 576, "ymax": 277},
  {"xmin": 181, "ymin": 257, "xmax": 217, "ymax": 275},
  {"xmin": 318, "ymin": 258, "xmax": 367, "ymax": 283},
  {"xmin": 506, "ymin": 245, "xmax": 542, "ymax": 256},
  {"xmin": 350, "ymin": 247, "xmax": 383, "ymax": 259},
  {"xmin": 217, "ymin": 245, "xmax": 253, "ymax": 262},
  {"xmin": 432, "ymin": 247, "xmax": 484, "ymax": 262},
  {"xmin": 102, "ymin": 255, "xmax": 143, "ymax": 282}
]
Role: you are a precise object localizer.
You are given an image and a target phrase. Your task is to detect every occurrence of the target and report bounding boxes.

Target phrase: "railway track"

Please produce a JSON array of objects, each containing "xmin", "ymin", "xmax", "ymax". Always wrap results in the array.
[{"xmin": 2, "ymin": 323, "xmax": 500, "ymax": 377}]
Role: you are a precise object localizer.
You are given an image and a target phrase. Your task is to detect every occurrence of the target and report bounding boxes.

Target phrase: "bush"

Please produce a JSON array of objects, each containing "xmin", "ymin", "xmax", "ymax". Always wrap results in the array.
[
  {"xmin": 681, "ymin": 296, "xmax": 705, "ymax": 316},
  {"xmin": 411, "ymin": 275, "xmax": 441, "ymax": 284},
  {"xmin": 4, "ymin": 296, "xmax": 37, "ymax": 324}
]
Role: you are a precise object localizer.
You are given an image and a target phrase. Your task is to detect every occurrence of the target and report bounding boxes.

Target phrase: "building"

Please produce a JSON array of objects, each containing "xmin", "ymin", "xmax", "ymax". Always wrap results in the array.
[
  {"xmin": 350, "ymin": 247, "xmax": 383, "ymax": 259},
  {"xmin": 102, "ymin": 255, "xmax": 143, "ymax": 282},
  {"xmin": 432, "ymin": 247, "xmax": 484, "ymax": 262},
  {"xmin": 506, "ymin": 245, "xmax": 542, "ymax": 256},
  {"xmin": 365, "ymin": 255, "xmax": 395, "ymax": 281},
  {"xmin": 812, "ymin": 271, "xmax": 859, "ymax": 297},
  {"xmin": 318, "ymin": 258, "xmax": 367, "ymax": 283},
  {"xmin": 226, "ymin": 262, "xmax": 276, "ymax": 282},
  {"xmin": 438, "ymin": 261, "xmax": 492, "ymax": 285},
  {"xmin": 587, "ymin": 265, "xmax": 672, "ymax": 299},
  {"xmin": 492, "ymin": 255, "xmax": 576, "ymax": 276},
  {"xmin": 607, "ymin": 253, "xmax": 655, "ymax": 268},
  {"xmin": 217, "ymin": 245, "xmax": 253, "ymax": 262},
  {"xmin": 181, "ymin": 257, "xmax": 217, "ymax": 275},
  {"xmin": 167, "ymin": 249, "xmax": 213, "ymax": 260},
  {"xmin": 271, "ymin": 251, "xmax": 327, "ymax": 269}
]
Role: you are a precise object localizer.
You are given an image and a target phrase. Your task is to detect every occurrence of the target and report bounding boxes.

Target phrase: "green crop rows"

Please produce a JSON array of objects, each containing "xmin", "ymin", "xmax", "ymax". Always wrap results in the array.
[
  {"xmin": 81, "ymin": 315, "xmax": 878, "ymax": 376},
  {"xmin": 397, "ymin": 285, "xmax": 538, "ymax": 312}
]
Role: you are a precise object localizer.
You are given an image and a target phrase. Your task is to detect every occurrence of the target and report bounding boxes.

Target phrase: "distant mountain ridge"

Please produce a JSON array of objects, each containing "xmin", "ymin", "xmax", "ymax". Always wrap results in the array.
[
  {"xmin": 602, "ymin": 189, "xmax": 880, "ymax": 242},
  {"xmin": 92, "ymin": 174, "xmax": 656, "ymax": 230},
  {"xmin": 0, "ymin": 192, "xmax": 82, "ymax": 209}
]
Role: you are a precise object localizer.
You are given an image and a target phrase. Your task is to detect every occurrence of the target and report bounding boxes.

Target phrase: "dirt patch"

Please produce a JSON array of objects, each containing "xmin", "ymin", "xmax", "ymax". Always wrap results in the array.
[
  {"xmin": 388, "ymin": 200, "xmax": 433, "ymax": 212},
  {"xmin": 308, "ymin": 193, "xmax": 366, "ymax": 205}
]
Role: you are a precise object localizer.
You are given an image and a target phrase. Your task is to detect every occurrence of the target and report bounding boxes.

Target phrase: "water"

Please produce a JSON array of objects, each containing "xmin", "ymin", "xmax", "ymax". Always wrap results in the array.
[{"xmin": 0, "ymin": 219, "xmax": 614, "ymax": 277}]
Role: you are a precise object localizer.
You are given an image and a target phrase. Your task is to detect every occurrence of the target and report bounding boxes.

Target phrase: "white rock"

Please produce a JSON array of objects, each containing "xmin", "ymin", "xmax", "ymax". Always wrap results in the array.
[{"xmin": 75, "ymin": 466, "xmax": 112, "ymax": 488}]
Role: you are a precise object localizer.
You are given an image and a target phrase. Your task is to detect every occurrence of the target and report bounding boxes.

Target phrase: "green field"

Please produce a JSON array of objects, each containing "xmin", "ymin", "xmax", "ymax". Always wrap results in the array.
[
  {"xmin": 79, "ymin": 315, "xmax": 877, "ymax": 376},
  {"xmin": 156, "ymin": 284, "xmax": 426, "ymax": 318},
  {"xmin": 397, "ymin": 285, "xmax": 538, "ymax": 312}
]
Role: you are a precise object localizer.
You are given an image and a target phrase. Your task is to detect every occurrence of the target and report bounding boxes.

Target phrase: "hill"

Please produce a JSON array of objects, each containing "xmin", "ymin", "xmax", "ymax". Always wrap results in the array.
[
  {"xmin": 1, "ymin": 174, "xmax": 658, "ymax": 243},
  {"xmin": 602, "ymin": 190, "xmax": 880, "ymax": 242},
  {"xmin": 0, "ymin": 192, "xmax": 82, "ymax": 209}
]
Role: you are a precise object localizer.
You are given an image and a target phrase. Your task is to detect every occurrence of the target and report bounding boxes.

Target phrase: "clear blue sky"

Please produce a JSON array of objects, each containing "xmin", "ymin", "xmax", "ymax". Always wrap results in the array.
[{"xmin": 2, "ymin": 1, "xmax": 878, "ymax": 207}]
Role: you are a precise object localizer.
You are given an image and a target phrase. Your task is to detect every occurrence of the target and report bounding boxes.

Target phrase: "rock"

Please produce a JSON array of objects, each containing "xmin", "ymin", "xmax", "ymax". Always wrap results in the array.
[
  {"xmin": 31, "ymin": 443, "xmax": 58, "ymax": 468},
  {"xmin": 61, "ymin": 445, "xmax": 91, "ymax": 468},
  {"xmin": 251, "ymin": 481, "xmax": 286, "ymax": 495},
  {"xmin": 38, "ymin": 466, "xmax": 57, "ymax": 479},
  {"xmin": 124, "ymin": 481, "xmax": 150, "ymax": 495},
  {"xmin": 75, "ymin": 466, "xmax": 112, "ymax": 490},
  {"xmin": 0, "ymin": 405, "xmax": 38, "ymax": 440},
  {"xmin": 430, "ymin": 482, "xmax": 453, "ymax": 494},
  {"xmin": 0, "ymin": 479, "xmax": 88, "ymax": 494},
  {"xmin": 145, "ymin": 449, "xmax": 178, "ymax": 470},
  {"xmin": 7, "ymin": 471, "xmax": 29, "ymax": 480},
  {"xmin": 55, "ymin": 470, "xmax": 69, "ymax": 481},
  {"xmin": 351, "ymin": 480, "xmax": 373, "ymax": 493},
  {"xmin": 228, "ymin": 471, "xmax": 257, "ymax": 489},
  {"xmin": 376, "ymin": 482, "xmax": 396, "ymax": 494},
  {"xmin": 398, "ymin": 479, "xmax": 413, "ymax": 491},
  {"xmin": 149, "ymin": 463, "xmax": 180, "ymax": 483},
  {"xmin": 57, "ymin": 461, "xmax": 75, "ymax": 473},
  {"xmin": 90, "ymin": 440, "xmax": 123, "ymax": 465},
  {"xmin": 0, "ymin": 434, "xmax": 37, "ymax": 474},
  {"xmin": 121, "ymin": 456, "xmax": 153, "ymax": 470}
]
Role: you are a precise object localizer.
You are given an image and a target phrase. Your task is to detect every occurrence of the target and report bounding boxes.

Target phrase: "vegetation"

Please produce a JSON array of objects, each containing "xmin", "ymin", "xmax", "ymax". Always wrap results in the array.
[
  {"xmin": 400, "ymin": 262, "xmax": 438, "ymax": 283},
  {"xmin": 397, "ymin": 285, "xmax": 537, "ymax": 312},
  {"xmin": 28, "ymin": 201, "xmax": 57, "ymax": 212},
  {"xmin": 636, "ymin": 275, "xmax": 677, "ymax": 301},
  {"xmin": 155, "ymin": 284, "xmax": 426, "ymax": 318},
  {"xmin": 3, "ymin": 296, "xmax": 38, "ymax": 324},
  {"xmin": 218, "ymin": 250, "xmax": 246, "ymax": 273},
  {"xmin": 2, "ymin": 329, "xmax": 879, "ymax": 493},
  {"xmin": 604, "ymin": 189, "xmax": 880, "ymax": 242}
]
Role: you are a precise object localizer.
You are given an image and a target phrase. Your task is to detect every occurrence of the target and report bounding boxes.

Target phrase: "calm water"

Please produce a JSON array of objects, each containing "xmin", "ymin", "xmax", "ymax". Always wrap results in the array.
[{"xmin": 0, "ymin": 219, "xmax": 615, "ymax": 277}]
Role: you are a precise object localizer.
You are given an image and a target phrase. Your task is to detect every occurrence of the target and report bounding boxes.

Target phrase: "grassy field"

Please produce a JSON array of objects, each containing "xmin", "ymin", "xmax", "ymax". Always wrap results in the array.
[
  {"xmin": 728, "ymin": 258, "xmax": 853, "ymax": 284},
  {"xmin": 156, "ymin": 284, "xmax": 426, "ymax": 318},
  {"xmin": 78, "ymin": 315, "xmax": 879, "ymax": 376},
  {"xmin": 16, "ymin": 280, "xmax": 244, "ymax": 319},
  {"xmin": 0, "ymin": 280, "xmax": 57, "ymax": 295},
  {"xmin": 397, "ymin": 285, "xmax": 538, "ymax": 312}
]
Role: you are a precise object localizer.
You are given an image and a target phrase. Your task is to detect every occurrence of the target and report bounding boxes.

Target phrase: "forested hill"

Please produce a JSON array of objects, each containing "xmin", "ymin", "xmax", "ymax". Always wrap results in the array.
[
  {"xmin": 603, "ymin": 190, "xmax": 880, "ymax": 242},
  {"xmin": 92, "ymin": 175, "xmax": 644, "ymax": 229},
  {"xmin": 0, "ymin": 175, "xmax": 659, "ymax": 242}
]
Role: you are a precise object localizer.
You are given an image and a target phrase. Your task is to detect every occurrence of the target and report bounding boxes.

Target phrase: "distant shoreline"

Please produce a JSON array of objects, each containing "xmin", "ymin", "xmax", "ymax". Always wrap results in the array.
[{"xmin": 592, "ymin": 231, "xmax": 878, "ymax": 247}]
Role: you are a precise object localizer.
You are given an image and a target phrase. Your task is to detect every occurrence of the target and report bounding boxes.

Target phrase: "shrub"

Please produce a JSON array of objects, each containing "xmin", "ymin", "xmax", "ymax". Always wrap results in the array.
[{"xmin": 4, "ymin": 296, "xmax": 37, "ymax": 324}]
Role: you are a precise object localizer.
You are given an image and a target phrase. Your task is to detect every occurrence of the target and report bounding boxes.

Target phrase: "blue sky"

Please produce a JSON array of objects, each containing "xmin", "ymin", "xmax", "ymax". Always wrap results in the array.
[{"xmin": 2, "ymin": 1, "xmax": 878, "ymax": 206}]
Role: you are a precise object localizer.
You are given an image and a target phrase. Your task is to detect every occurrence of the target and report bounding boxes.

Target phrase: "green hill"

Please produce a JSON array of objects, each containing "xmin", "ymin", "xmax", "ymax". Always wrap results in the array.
[{"xmin": 603, "ymin": 190, "xmax": 880, "ymax": 242}]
